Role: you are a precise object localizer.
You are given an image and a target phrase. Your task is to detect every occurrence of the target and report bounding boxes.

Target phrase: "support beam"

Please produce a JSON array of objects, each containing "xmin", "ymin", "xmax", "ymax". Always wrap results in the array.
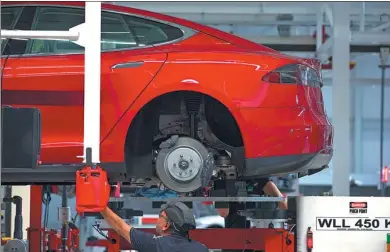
[
  {"xmin": 323, "ymin": 4, "xmax": 334, "ymax": 27},
  {"xmin": 0, "ymin": 2, "xmax": 3, "ymax": 239},
  {"xmin": 353, "ymin": 87, "xmax": 363, "ymax": 173},
  {"xmin": 351, "ymin": 32, "xmax": 390, "ymax": 45},
  {"xmin": 138, "ymin": 12, "xmax": 390, "ymax": 28},
  {"xmin": 316, "ymin": 39, "xmax": 333, "ymax": 62},
  {"xmin": 0, "ymin": 30, "xmax": 79, "ymax": 40},
  {"xmin": 28, "ymin": 186, "xmax": 42, "ymax": 252},
  {"xmin": 315, "ymin": 31, "xmax": 390, "ymax": 60},
  {"xmin": 331, "ymin": 2, "xmax": 351, "ymax": 196},
  {"xmin": 370, "ymin": 21, "xmax": 390, "ymax": 32},
  {"xmin": 79, "ymin": 2, "xmax": 102, "ymax": 163},
  {"xmin": 360, "ymin": 2, "xmax": 366, "ymax": 32},
  {"xmin": 245, "ymin": 34, "xmax": 390, "ymax": 46},
  {"xmin": 316, "ymin": 8, "xmax": 323, "ymax": 50}
]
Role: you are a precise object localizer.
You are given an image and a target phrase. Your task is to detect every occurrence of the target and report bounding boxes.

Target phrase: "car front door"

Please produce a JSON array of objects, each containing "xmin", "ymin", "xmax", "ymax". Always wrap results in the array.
[{"xmin": 2, "ymin": 5, "xmax": 168, "ymax": 164}]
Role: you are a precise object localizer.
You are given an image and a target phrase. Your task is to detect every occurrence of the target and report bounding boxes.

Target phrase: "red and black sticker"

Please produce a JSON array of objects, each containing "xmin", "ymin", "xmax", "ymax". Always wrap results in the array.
[
  {"xmin": 349, "ymin": 202, "xmax": 367, "ymax": 214},
  {"xmin": 350, "ymin": 202, "xmax": 367, "ymax": 209}
]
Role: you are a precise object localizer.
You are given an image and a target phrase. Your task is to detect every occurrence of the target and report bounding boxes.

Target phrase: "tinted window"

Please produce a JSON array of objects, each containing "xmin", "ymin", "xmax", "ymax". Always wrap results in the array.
[
  {"xmin": 280, "ymin": 64, "xmax": 299, "ymax": 84},
  {"xmin": 1, "ymin": 7, "xmax": 23, "ymax": 54},
  {"xmin": 27, "ymin": 7, "xmax": 85, "ymax": 54},
  {"xmin": 121, "ymin": 15, "xmax": 184, "ymax": 46},
  {"xmin": 101, "ymin": 12, "xmax": 137, "ymax": 50},
  {"xmin": 26, "ymin": 6, "xmax": 183, "ymax": 55},
  {"xmin": 27, "ymin": 7, "xmax": 137, "ymax": 54},
  {"xmin": 1, "ymin": 7, "xmax": 22, "ymax": 29}
]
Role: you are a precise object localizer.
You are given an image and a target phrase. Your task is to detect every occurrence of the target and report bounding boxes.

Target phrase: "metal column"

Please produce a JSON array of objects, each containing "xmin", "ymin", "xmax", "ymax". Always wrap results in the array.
[
  {"xmin": 0, "ymin": 2, "xmax": 3, "ymax": 239},
  {"xmin": 331, "ymin": 2, "xmax": 352, "ymax": 196},
  {"xmin": 353, "ymin": 86, "xmax": 363, "ymax": 173},
  {"xmin": 379, "ymin": 47, "xmax": 389, "ymax": 196},
  {"xmin": 28, "ymin": 186, "xmax": 43, "ymax": 252}
]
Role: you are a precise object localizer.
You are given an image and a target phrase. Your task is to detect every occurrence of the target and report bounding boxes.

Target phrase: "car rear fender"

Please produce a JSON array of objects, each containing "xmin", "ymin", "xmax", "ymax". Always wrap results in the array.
[{"xmin": 100, "ymin": 55, "xmax": 249, "ymax": 162}]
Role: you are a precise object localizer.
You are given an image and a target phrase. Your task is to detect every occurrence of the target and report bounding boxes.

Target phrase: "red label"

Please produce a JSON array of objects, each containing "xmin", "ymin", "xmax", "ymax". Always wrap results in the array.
[{"xmin": 350, "ymin": 202, "xmax": 367, "ymax": 208}]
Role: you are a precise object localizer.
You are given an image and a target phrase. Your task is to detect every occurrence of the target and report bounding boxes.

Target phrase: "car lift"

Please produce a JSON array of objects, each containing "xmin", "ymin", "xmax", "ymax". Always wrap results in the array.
[{"xmin": 2, "ymin": 3, "xmax": 390, "ymax": 252}]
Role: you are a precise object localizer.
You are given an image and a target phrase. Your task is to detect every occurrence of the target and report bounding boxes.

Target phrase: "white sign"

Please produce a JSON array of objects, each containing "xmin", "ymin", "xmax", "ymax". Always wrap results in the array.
[
  {"xmin": 316, "ymin": 217, "xmax": 390, "ymax": 231},
  {"xmin": 296, "ymin": 197, "xmax": 390, "ymax": 252}
]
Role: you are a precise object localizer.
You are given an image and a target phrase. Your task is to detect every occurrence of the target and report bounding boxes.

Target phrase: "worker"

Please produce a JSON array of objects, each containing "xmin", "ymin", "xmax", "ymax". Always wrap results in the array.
[
  {"xmin": 219, "ymin": 178, "xmax": 288, "ymax": 252},
  {"xmin": 216, "ymin": 177, "xmax": 288, "ymax": 217},
  {"xmin": 252, "ymin": 177, "xmax": 288, "ymax": 209},
  {"xmin": 101, "ymin": 201, "xmax": 209, "ymax": 252}
]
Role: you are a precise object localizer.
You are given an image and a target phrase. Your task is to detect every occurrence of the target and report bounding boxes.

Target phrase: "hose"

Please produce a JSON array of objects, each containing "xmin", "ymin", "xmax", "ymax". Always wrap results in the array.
[{"xmin": 3, "ymin": 196, "xmax": 23, "ymax": 240}]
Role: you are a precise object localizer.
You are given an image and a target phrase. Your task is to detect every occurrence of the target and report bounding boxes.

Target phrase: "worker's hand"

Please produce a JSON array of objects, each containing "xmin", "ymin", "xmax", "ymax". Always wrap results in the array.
[
  {"xmin": 278, "ymin": 199, "xmax": 288, "ymax": 210},
  {"xmin": 101, "ymin": 206, "xmax": 109, "ymax": 214},
  {"xmin": 216, "ymin": 207, "xmax": 229, "ymax": 217},
  {"xmin": 263, "ymin": 181, "xmax": 288, "ymax": 210}
]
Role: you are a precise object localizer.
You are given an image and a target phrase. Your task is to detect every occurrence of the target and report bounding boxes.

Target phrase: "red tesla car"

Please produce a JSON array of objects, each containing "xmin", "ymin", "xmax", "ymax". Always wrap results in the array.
[{"xmin": 1, "ymin": 2, "xmax": 333, "ymax": 192}]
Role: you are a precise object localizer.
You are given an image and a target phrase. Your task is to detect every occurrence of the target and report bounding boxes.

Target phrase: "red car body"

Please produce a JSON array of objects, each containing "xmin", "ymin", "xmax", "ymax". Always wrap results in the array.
[{"xmin": 1, "ymin": 1, "xmax": 333, "ymax": 185}]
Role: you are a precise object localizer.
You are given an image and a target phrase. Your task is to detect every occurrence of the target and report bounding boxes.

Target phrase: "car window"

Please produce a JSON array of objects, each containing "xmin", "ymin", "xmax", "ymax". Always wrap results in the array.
[
  {"xmin": 27, "ymin": 6, "xmax": 137, "ymax": 55},
  {"xmin": 1, "ymin": 7, "xmax": 23, "ymax": 54},
  {"xmin": 121, "ymin": 15, "xmax": 184, "ymax": 46}
]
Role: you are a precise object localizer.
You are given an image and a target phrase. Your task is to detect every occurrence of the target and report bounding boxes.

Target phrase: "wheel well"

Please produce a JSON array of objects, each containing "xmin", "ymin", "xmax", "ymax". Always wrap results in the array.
[{"xmin": 124, "ymin": 91, "xmax": 244, "ymax": 178}]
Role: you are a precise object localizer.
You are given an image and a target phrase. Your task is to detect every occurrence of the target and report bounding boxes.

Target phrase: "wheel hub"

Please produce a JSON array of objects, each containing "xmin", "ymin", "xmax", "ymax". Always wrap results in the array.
[
  {"xmin": 155, "ymin": 136, "xmax": 213, "ymax": 193},
  {"xmin": 166, "ymin": 147, "xmax": 201, "ymax": 182}
]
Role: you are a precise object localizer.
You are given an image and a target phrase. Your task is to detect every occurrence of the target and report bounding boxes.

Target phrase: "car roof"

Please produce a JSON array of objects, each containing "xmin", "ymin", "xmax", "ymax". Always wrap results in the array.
[{"xmin": 2, "ymin": 1, "xmax": 276, "ymax": 52}]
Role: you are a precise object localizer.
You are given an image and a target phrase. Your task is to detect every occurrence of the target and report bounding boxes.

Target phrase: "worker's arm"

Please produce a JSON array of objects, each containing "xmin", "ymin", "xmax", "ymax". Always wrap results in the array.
[
  {"xmin": 101, "ymin": 206, "xmax": 132, "ymax": 243},
  {"xmin": 263, "ymin": 181, "xmax": 288, "ymax": 210},
  {"xmin": 101, "ymin": 207, "xmax": 157, "ymax": 251}
]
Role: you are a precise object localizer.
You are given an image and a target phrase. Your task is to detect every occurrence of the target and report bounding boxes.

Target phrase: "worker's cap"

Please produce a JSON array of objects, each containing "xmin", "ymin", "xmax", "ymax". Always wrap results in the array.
[{"xmin": 160, "ymin": 202, "xmax": 196, "ymax": 234}]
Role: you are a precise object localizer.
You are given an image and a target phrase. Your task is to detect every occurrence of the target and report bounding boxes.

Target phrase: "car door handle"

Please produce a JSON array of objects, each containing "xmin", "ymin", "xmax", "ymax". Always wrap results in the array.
[{"xmin": 111, "ymin": 61, "xmax": 144, "ymax": 69}]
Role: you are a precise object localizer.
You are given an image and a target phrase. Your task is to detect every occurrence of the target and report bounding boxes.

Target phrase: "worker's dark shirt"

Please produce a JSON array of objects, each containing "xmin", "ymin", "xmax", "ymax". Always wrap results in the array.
[
  {"xmin": 225, "ymin": 177, "xmax": 272, "ymax": 228},
  {"xmin": 252, "ymin": 177, "xmax": 272, "ymax": 195},
  {"xmin": 130, "ymin": 228, "xmax": 208, "ymax": 252}
]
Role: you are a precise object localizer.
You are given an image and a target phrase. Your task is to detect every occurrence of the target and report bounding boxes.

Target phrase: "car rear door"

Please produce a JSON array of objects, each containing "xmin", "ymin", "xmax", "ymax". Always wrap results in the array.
[{"xmin": 2, "ymin": 5, "xmax": 167, "ymax": 164}]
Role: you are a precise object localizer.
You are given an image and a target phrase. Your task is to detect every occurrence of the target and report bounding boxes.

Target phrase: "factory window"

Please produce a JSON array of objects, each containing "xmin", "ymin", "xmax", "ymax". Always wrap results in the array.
[
  {"xmin": 26, "ymin": 7, "xmax": 139, "ymax": 55},
  {"xmin": 1, "ymin": 7, "xmax": 23, "ymax": 54}
]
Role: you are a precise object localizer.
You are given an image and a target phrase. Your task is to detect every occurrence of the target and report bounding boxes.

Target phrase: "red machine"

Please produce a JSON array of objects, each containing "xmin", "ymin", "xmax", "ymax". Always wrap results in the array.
[
  {"xmin": 86, "ymin": 227, "xmax": 295, "ymax": 252},
  {"xmin": 83, "ymin": 194, "xmax": 297, "ymax": 252},
  {"xmin": 26, "ymin": 226, "xmax": 79, "ymax": 252},
  {"xmin": 27, "ymin": 147, "xmax": 112, "ymax": 251}
]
